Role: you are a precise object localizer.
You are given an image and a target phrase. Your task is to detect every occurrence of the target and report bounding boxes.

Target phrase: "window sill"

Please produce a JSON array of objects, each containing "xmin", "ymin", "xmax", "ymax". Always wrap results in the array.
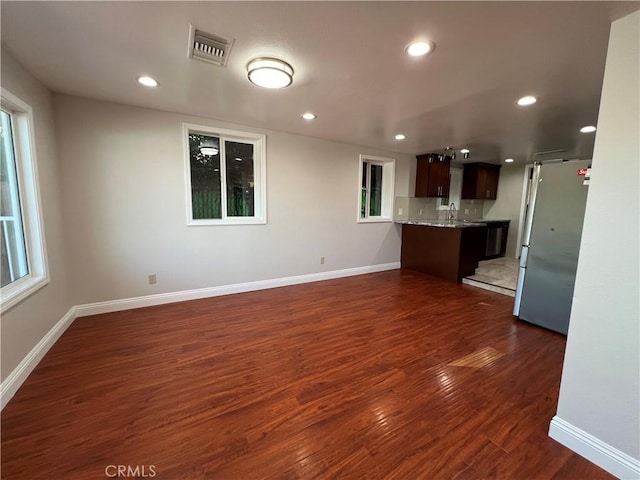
[
  {"xmin": 187, "ymin": 217, "xmax": 267, "ymax": 226},
  {"xmin": 1, "ymin": 274, "xmax": 50, "ymax": 312}
]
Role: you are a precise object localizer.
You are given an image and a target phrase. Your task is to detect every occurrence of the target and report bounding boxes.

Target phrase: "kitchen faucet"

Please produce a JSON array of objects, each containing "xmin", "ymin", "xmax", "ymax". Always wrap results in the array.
[{"xmin": 448, "ymin": 203, "xmax": 457, "ymax": 221}]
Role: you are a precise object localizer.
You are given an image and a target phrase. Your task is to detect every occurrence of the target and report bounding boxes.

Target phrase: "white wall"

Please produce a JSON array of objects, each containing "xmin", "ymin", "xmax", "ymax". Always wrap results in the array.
[
  {"xmin": 483, "ymin": 163, "xmax": 527, "ymax": 258},
  {"xmin": 0, "ymin": 49, "xmax": 72, "ymax": 381},
  {"xmin": 54, "ymin": 94, "xmax": 412, "ymax": 304},
  {"xmin": 553, "ymin": 9, "xmax": 640, "ymax": 472}
]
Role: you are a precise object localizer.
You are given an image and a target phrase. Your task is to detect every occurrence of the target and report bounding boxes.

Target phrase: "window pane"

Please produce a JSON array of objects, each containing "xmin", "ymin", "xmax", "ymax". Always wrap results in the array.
[
  {"xmin": 361, "ymin": 162, "xmax": 368, "ymax": 218},
  {"xmin": 189, "ymin": 133, "xmax": 222, "ymax": 219},
  {"xmin": 225, "ymin": 141, "xmax": 254, "ymax": 217},
  {"xmin": 0, "ymin": 223, "xmax": 11, "ymax": 287},
  {"xmin": 1, "ymin": 221, "xmax": 25, "ymax": 287},
  {"xmin": 1, "ymin": 110, "xmax": 29, "ymax": 287},
  {"xmin": 370, "ymin": 164, "xmax": 383, "ymax": 216}
]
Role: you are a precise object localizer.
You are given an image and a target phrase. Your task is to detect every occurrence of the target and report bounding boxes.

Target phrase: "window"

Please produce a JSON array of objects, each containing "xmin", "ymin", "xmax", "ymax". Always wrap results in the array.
[
  {"xmin": 358, "ymin": 155, "xmax": 395, "ymax": 222},
  {"xmin": 436, "ymin": 168, "xmax": 462, "ymax": 211},
  {"xmin": 183, "ymin": 124, "xmax": 266, "ymax": 225},
  {"xmin": 1, "ymin": 110, "xmax": 28, "ymax": 287},
  {"xmin": 1, "ymin": 89, "xmax": 48, "ymax": 311}
]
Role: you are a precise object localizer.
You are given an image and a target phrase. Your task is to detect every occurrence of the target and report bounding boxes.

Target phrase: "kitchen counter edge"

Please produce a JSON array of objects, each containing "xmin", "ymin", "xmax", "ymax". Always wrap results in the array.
[{"xmin": 394, "ymin": 220, "xmax": 487, "ymax": 228}]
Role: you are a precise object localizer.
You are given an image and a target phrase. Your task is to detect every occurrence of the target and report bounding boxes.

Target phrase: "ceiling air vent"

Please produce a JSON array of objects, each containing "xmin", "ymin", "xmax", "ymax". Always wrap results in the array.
[
  {"xmin": 188, "ymin": 24, "xmax": 234, "ymax": 67},
  {"xmin": 534, "ymin": 149, "xmax": 566, "ymax": 156},
  {"xmin": 533, "ymin": 149, "xmax": 568, "ymax": 163}
]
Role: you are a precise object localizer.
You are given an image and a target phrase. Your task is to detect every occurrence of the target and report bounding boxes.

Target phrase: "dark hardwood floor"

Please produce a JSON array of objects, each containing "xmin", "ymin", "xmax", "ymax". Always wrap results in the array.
[{"xmin": 1, "ymin": 269, "xmax": 612, "ymax": 479}]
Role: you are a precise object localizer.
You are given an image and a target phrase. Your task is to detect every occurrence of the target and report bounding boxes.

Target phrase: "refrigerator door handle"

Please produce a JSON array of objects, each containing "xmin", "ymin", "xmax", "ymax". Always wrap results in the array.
[
  {"xmin": 522, "ymin": 164, "xmax": 542, "ymax": 246},
  {"xmin": 513, "ymin": 266, "xmax": 526, "ymax": 316},
  {"xmin": 512, "ymin": 165, "xmax": 540, "ymax": 317},
  {"xmin": 513, "ymin": 245, "xmax": 529, "ymax": 316},
  {"xmin": 519, "ymin": 245, "xmax": 529, "ymax": 268}
]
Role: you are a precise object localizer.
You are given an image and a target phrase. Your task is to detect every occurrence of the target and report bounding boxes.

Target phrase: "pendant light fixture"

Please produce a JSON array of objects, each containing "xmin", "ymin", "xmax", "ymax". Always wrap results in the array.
[{"xmin": 247, "ymin": 57, "xmax": 294, "ymax": 89}]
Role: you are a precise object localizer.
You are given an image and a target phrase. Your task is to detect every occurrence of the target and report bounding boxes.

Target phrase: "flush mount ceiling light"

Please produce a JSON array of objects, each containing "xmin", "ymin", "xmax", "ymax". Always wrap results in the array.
[
  {"xmin": 406, "ymin": 41, "xmax": 435, "ymax": 57},
  {"xmin": 580, "ymin": 125, "xmax": 597, "ymax": 133},
  {"xmin": 460, "ymin": 148, "xmax": 470, "ymax": 154},
  {"xmin": 200, "ymin": 146, "xmax": 218, "ymax": 156},
  {"xmin": 395, "ymin": 134, "xmax": 406, "ymax": 140},
  {"xmin": 517, "ymin": 95, "xmax": 537, "ymax": 106},
  {"xmin": 137, "ymin": 76, "xmax": 158, "ymax": 87},
  {"xmin": 247, "ymin": 57, "xmax": 293, "ymax": 89},
  {"xmin": 301, "ymin": 112, "xmax": 316, "ymax": 120},
  {"xmin": 505, "ymin": 158, "xmax": 515, "ymax": 163}
]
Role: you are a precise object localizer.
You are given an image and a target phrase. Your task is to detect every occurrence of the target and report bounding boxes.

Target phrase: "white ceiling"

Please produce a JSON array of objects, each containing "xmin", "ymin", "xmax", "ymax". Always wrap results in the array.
[{"xmin": 2, "ymin": 1, "xmax": 638, "ymax": 164}]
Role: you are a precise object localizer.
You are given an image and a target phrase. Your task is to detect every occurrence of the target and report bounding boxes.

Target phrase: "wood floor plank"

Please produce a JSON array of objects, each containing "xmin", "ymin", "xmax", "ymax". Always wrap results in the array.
[{"xmin": 1, "ymin": 270, "xmax": 613, "ymax": 479}]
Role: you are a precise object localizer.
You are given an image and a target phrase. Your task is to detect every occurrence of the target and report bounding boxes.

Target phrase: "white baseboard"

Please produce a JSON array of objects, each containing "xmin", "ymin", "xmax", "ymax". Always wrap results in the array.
[
  {"xmin": 1, "ymin": 262, "xmax": 400, "ymax": 410},
  {"xmin": 0, "ymin": 306, "xmax": 77, "ymax": 410},
  {"xmin": 549, "ymin": 416, "xmax": 640, "ymax": 479},
  {"xmin": 74, "ymin": 262, "xmax": 401, "ymax": 317}
]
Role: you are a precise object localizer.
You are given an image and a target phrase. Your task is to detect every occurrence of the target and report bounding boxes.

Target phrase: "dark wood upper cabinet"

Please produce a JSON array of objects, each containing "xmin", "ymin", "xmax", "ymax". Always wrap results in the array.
[
  {"xmin": 461, "ymin": 162, "xmax": 501, "ymax": 200},
  {"xmin": 415, "ymin": 154, "xmax": 451, "ymax": 197}
]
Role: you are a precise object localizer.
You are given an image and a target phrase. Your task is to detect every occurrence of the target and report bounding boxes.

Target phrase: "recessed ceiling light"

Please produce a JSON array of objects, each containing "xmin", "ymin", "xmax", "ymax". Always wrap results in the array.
[
  {"xmin": 580, "ymin": 125, "xmax": 597, "ymax": 133},
  {"xmin": 137, "ymin": 76, "xmax": 158, "ymax": 87},
  {"xmin": 517, "ymin": 96, "xmax": 537, "ymax": 106},
  {"xmin": 406, "ymin": 41, "xmax": 435, "ymax": 57},
  {"xmin": 460, "ymin": 148, "xmax": 470, "ymax": 154},
  {"xmin": 247, "ymin": 57, "xmax": 293, "ymax": 89},
  {"xmin": 505, "ymin": 158, "xmax": 515, "ymax": 163},
  {"xmin": 395, "ymin": 134, "xmax": 406, "ymax": 140},
  {"xmin": 302, "ymin": 112, "xmax": 316, "ymax": 120}
]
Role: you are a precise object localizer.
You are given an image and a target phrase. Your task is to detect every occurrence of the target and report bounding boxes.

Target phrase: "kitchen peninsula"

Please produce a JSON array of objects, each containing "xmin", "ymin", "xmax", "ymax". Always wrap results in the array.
[{"xmin": 399, "ymin": 220, "xmax": 487, "ymax": 283}]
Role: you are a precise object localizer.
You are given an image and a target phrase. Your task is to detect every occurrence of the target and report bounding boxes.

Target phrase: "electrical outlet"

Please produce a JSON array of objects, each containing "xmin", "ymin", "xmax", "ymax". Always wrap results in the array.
[
  {"xmin": 320, "ymin": 256, "xmax": 325, "ymax": 265},
  {"xmin": 465, "ymin": 209, "xmax": 470, "ymax": 214},
  {"xmin": 148, "ymin": 274, "xmax": 157, "ymax": 285},
  {"xmin": 419, "ymin": 209, "xmax": 423, "ymax": 215},
  {"xmin": 398, "ymin": 208, "xmax": 403, "ymax": 215}
]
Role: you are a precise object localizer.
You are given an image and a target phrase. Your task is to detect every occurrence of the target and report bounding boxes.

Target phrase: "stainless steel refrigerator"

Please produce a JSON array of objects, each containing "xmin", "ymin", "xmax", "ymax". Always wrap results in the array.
[{"xmin": 513, "ymin": 160, "xmax": 590, "ymax": 335}]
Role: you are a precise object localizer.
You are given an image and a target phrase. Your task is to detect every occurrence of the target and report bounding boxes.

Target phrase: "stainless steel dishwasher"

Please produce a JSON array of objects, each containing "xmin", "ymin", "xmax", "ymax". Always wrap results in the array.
[{"xmin": 482, "ymin": 220, "xmax": 510, "ymax": 259}]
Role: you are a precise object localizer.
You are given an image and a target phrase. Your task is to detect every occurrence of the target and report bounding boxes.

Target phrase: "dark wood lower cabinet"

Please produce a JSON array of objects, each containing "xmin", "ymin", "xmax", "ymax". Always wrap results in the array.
[{"xmin": 401, "ymin": 224, "xmax": 487, "ymax": 282}]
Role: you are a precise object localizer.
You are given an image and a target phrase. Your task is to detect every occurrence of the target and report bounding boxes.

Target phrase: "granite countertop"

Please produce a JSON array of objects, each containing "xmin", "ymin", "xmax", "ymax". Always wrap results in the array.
[
  {"xmin": 395, "ymin": 219, "xmax": 487, "ymax": 228},
  {"xmin": 395, "ymin": 218, "xmax": 511, "ymax": 228}
]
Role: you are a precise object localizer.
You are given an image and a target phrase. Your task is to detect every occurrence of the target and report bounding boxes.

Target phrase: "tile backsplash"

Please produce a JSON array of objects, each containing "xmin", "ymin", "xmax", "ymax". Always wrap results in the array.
[
  {"xmin": 458, "ymin": 199, "xmax": 485, "ymax": 220},
  {"xmin": 394, "ymin": 197, "xmax": 486, "ymax": 221}
]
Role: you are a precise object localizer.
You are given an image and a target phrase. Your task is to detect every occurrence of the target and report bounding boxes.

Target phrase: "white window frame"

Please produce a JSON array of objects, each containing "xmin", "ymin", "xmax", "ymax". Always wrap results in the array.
[
  {"xmin": 357, "ymin": 154, "xmax": 395, "ymax": 223},
  {"xmin": 183, "ymin": 123, "xmax": 267, "ymax": 226},
  {"xmin": 0, "ymin": 89, "xmax": 49, "ymax": 312}
]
